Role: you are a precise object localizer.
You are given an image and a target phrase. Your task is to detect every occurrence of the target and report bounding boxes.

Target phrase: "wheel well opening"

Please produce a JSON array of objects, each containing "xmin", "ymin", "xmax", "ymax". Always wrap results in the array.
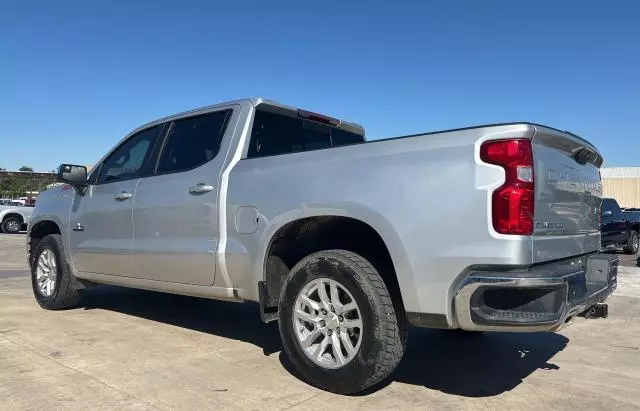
[
  {"xmin": 262, "ymin": 216, "xmax": 404, "ymax": 317},
  {"xmin": 28, "ymin": 220, "xmax": 62, "ymax": 261},
  {"xmin": 2, "ymin": 213, "xmax": 24, "ymax": 223}
]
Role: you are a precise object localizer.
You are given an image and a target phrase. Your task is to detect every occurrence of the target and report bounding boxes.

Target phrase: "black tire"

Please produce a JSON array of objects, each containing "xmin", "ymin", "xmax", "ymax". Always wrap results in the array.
[
  {"xmin": 1, "ymin": 216, "xmax": 22, "ymax": 234},
  {"xmin": 30, "ymin": 234, "xmax": 81, "ymax": 309},
  {"xmin": 278, "ymin": 250, "xmax": 405, "ymax": 394},
  {"xmin": 623, "ymin": 230, "xmax": 639, "ymax": 255}
]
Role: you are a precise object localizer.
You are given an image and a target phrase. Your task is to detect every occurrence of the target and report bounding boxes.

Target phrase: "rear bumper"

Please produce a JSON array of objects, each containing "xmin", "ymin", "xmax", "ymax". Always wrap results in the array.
[{"xmin": 453, "ymin": 254, "xmax": 618, "ymax": 332}]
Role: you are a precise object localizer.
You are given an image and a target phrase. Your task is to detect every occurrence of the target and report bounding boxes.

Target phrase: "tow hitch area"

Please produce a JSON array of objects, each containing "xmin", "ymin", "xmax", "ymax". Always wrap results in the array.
[{"xmin": 579, "ymin": 303, "xmax": 608, "ymax": 319}]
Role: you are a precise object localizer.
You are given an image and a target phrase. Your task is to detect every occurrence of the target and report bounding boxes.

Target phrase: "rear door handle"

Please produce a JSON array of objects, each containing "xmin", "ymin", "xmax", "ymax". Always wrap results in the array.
[
  {"xmin": 115, "ymin": 191, "xmax": 133, "ymax": 201},
  {"xmin": 189, "ymin": 183, "xmax": 214, "ymax": 194}
]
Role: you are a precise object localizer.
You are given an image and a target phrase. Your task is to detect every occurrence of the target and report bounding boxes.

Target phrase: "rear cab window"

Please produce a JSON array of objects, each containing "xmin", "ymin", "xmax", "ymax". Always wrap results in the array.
[
  {"xmin": 602, "ymin": 199, "xmax": 619, "ymax": 215},
  {"xmin": 247, "ymin": 106, "xmax": 364, "ymax": 158}
]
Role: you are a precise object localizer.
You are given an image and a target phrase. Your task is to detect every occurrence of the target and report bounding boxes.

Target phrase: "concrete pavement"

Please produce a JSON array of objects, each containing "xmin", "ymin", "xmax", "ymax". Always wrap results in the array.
[{"xmin": 1, "ymin": 233, "xmax": 639, "ymax": 410}]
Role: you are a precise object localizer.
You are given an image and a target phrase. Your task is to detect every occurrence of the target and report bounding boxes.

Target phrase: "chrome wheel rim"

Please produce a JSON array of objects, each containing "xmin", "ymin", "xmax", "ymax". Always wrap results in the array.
[
  {"xmin": 5, "ymin": 220, "xmax": 20, "ymax": 232},
  {"xmin": 292, "ymin": 278, "xmax": 363, "ymax": 369},
  {"xmin": 35, "ymin": 249, "xmax": 57, "ymax": 297},
  {"xmin": 634, "ymin": 234, "xmax": 639, "ymax": 252}
]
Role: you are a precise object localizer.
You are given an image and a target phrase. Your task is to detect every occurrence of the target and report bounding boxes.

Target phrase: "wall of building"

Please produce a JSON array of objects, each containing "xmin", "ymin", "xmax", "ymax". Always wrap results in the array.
[{"xmin": 601, "ymin": 167, "xmax": 640, "ymax": 207}]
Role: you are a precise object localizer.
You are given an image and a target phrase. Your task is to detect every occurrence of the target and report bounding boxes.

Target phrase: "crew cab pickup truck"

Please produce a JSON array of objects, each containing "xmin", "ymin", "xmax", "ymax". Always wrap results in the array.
[
  {"xmin": 27, "ymin": 98, "xmax": 617, "ymax": 394},
  {"xmin": 601, "ymin": 197, "xmax": 640, "ymax": 254}
]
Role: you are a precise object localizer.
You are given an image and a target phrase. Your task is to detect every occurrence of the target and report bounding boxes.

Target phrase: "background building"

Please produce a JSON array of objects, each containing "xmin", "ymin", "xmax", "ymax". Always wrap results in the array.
[{"xmin": 601, "ymin": 167, "xmax": 640, "ymax": 207}]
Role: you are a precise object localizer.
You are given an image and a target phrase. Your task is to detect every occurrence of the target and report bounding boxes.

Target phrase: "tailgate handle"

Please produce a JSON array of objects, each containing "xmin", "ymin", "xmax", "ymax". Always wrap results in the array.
[{"xmin": 573, "ymin": 148, "xmax": 596, "ymax": 165}]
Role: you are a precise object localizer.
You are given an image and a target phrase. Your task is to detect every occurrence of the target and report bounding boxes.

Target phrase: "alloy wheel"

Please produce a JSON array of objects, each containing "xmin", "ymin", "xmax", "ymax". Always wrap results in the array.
[
  {"xmin": 5, "ymin": 219, "xmax": 20, "ymax": 233},
  {"xmin": 292, "ymin": 278, "xmax": 363, "ymax": 369},
  {"xmin": 35, "ymin": 249, "xmax": 57, "ymax": 297}
]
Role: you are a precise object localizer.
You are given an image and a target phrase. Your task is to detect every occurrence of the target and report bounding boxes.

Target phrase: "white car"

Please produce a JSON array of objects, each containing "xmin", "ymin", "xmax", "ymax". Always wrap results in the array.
[{"xmin": 0, "ymin": 204, "xmax": 33, "ymax": 233}]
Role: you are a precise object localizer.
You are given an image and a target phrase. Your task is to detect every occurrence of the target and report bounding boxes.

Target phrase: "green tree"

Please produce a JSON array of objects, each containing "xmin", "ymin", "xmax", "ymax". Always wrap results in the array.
[
  {"xmin": 19, "ymin": 166, "xmax": 34, "ymax": 172},
  {"xmin": 0, "ymin": 176, "xmax": 27, "ymax": 197}
]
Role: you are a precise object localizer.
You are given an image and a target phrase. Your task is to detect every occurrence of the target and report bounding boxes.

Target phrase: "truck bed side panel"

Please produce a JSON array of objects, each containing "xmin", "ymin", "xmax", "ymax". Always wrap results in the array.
[{"xmin": 226, "ymin": 124, "xmax": 536, "ymax": 320}]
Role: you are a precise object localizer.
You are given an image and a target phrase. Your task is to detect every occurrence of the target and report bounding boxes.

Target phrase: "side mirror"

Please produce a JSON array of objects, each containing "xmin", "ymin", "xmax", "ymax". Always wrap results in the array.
[
  {"xmin": 57, "ymin": 164, "xmax": 88, "ymax": 192},
  {"xmin": 602, "ymin": 210, "xmax": 613, "ymax": 217}
]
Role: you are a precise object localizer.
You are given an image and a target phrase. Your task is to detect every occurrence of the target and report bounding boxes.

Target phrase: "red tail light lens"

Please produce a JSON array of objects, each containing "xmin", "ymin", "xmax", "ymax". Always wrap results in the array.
[
  {"xmin": 297, "ymin": 109, "xmax": 341, "ymax": 126},
  {"xmin": 480, "ymin": 139, "xmax": 534, "ymax": 235}
]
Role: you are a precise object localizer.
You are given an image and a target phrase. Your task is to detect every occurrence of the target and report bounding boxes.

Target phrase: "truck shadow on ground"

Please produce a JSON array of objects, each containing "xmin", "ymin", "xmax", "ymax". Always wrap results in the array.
[
  {"xmin": 81, "ymin": 285, "xmax": 567, "ymax": 398},
  {"xmin": 386, "ymin": 327, "xmax": 565, "ymax": 397}
]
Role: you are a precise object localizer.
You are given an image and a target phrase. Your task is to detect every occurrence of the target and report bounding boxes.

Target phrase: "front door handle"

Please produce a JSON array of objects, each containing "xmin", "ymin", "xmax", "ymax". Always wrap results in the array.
[
  {"xmin": 115, "ymin": 191, "xmax": 133, "ymax": 201},
  {"xmin": 189, "ymin": 183, "xmax": 214, "ymax": 194}
]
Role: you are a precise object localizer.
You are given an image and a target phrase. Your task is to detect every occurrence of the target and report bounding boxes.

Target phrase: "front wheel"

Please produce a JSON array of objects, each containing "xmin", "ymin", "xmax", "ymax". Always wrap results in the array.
[
  {"xmin": 31, "ymin": 234, "xmax": 81, "ymax": 309},
  {"xmin": 278, "ymin": 250, "xmax": 405, "ymax": 394},
  {"xmin": 1, "ymin": 216, "xmax": 22, "ymax": 234},
  {"xmin": 623, "ymin": 230, "xmax": 639, "ymax": 255}
]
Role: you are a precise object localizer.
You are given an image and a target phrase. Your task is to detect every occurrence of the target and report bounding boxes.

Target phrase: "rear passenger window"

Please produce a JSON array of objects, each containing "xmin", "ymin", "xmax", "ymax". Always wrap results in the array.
[
  {"xmin": 157, "ymin": 110, "xmax": 232, "ymax": 174},
  {"xmin": 247, "ymin": 109, "xmax": 364, "ymax": 158}
]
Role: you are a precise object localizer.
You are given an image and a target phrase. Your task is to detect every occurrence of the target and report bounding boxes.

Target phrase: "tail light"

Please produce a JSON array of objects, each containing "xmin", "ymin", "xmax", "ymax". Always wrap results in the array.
[
  {"xmin": 297, "ymin": 109, "xmax": 341, "ymax": 126},
  {"xmin": 480, "ymin": 139, "xmax": 534, "ymax": 235}
]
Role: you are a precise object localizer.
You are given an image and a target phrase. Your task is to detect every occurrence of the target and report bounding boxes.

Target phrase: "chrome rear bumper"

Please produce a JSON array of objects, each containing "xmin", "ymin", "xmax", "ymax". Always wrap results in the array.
[{"xmin": 454, "ymin": 254, "xmax": 618, "ymax": 332}]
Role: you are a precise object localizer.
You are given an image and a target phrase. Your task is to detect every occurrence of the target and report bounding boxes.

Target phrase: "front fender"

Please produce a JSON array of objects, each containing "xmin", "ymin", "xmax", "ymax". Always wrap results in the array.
[{"xmin": 27, "ymin": 187, "xmax": 75, "ymax": 272}]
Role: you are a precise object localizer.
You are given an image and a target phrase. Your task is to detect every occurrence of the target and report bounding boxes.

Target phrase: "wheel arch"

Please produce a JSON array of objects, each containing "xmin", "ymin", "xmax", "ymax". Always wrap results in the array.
[
  {"xmin": 28, "ymin": 218, "xmax": 64, "ymax": 266},
  {"xmin": 2, "ymin": 212, "xmax": 24, "ymax": 224},
  {"xmin": 256, "ymin": 206, "xmax": 417, "ymax": 322}
]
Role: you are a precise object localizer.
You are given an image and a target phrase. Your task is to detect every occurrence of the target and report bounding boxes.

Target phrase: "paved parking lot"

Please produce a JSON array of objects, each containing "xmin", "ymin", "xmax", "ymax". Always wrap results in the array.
[{"xmin": 1, "ymin": 233, "xmax": 640, "ymax": 410}]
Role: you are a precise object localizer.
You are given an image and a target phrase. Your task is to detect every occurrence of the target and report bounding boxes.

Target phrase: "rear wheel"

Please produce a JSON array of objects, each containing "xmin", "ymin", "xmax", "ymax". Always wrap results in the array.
[
  {"xmin": 1, "ymin": 216, "xmax": 22, "ymax": 234},
  {"xmin": 31, "ymin": 234, "xmax": 81, "ymax": 309},
  {"xmin": 623, "ymin": 230, "xmax": 639, "ymax": 255},
  {"xmin": 278, "ymin": 250, "xmax": 405, "ymax": 394}
]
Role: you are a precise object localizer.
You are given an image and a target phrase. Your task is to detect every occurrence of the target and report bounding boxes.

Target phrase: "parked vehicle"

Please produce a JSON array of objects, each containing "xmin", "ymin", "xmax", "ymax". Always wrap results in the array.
[
  {"xmin": 27, "ymin": 98, "xmax": 617, "ymax": 394},
  {"xmin": 0, "ymin": 203, "xmax": 33, "ymax": 233},
  {"xmin": 601, "ymin": 197, "xmax": 640, "ymax": 254}
]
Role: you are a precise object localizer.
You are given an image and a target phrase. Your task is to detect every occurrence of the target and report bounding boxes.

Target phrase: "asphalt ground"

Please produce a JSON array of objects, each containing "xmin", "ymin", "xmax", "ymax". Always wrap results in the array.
[{"xmin": 1, "ymin": 233, "xmax": 639, "ymax": 410}]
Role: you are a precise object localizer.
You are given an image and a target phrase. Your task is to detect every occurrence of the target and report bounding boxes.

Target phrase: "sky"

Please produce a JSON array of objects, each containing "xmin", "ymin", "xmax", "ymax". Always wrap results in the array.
[{"xmin": 1, "ymin": 1, "xmax": 639, "ymax": 171}]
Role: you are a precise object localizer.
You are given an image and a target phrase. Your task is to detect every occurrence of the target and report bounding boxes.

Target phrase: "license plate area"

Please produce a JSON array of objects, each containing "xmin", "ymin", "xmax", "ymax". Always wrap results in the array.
[
  {"xmin": 567, "ymin": 274, "xmax": 587, "ymax": 305},
  {"xmin": 586, "ymin": 254, "xmax": 618, "ymax": 295},
  {"xmin": 567, "ymin": 254, "xmax": 617, "ymax": 305}
]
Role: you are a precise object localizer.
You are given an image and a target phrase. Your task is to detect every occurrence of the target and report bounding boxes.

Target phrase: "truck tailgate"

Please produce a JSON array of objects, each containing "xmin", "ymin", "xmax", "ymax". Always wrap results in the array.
[{"xmin": 531, "ymin": 126, "xmax": 602, "ymax": 263}]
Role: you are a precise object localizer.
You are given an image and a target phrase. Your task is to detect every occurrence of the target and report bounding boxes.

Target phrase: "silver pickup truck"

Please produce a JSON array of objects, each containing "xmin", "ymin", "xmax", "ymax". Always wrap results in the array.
[{"xmin": 27, "ymin": 98, "xmax": 617, "ymax": 394}]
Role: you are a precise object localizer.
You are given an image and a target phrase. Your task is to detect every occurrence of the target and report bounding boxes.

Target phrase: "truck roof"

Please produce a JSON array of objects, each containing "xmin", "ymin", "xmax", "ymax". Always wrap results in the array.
[{"xmin": 133, "ymin": 98, "xmax": 365, "ymax": 138}]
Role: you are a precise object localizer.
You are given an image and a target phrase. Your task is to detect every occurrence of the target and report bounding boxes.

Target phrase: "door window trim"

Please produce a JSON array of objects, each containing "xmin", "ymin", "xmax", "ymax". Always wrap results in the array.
[{"xmin": 87, "ymin": 105, "xmax": 237, "ymax": 186}]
